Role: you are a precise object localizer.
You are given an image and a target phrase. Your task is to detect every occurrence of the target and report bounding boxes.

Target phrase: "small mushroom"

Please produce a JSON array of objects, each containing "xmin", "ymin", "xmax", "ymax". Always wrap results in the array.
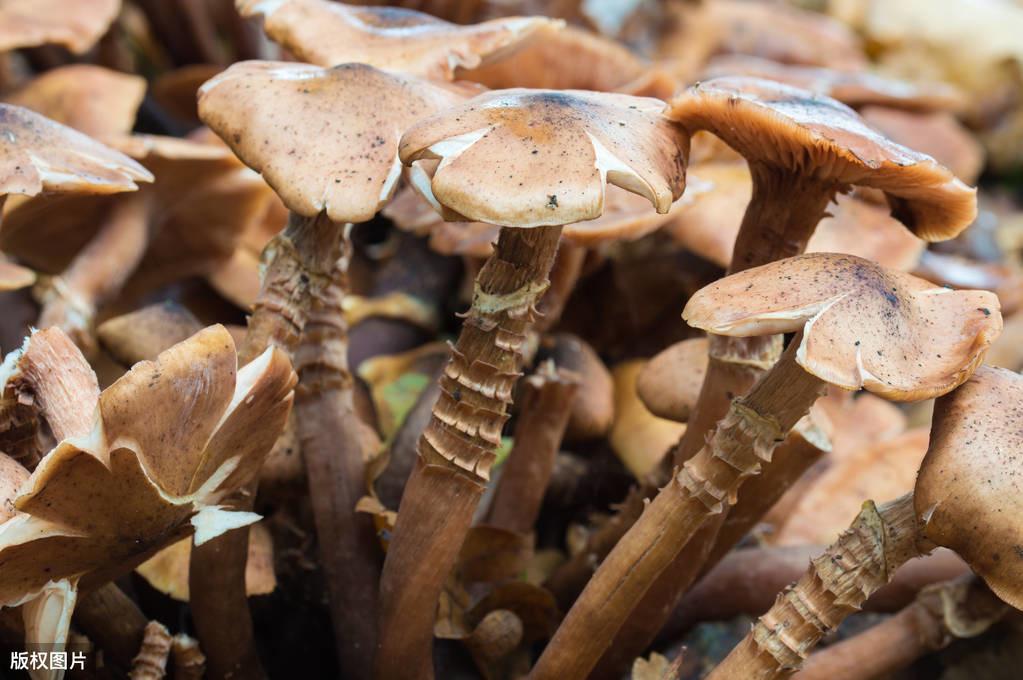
[
  {"xmin": 0, "ymin": 0, "xmax": 121, "ymax": 54},
  {"xmin": 637, "ymin": 337, "xmax": 708, "ymax": 422},
  {"xmin": 609, "ymin": 360, "xmax": 687, "ymax": 478},
  {"xmin": 96, "ymin": 302, "xmax": 202, "ymax": 367},
  {"xmin": 238, "ymin": 0, "xmax": 560, "ymax": 80},
  {"xmin": 531, "ymin": 254, "xmax": 1000, "ymax": 680}
]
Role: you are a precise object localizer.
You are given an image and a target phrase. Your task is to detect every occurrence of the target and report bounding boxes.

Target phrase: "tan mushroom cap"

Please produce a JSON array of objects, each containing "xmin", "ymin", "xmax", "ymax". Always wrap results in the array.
[
  {"xmin": 707, "ymin": 0, "xmax": 866, "ymax": 70},
  {"xmin": 0, "ymin": 326, "xmax": 295, "ymax": 604},
  {"xmin": 3, "ymin": 65, "xmax": 145, "ymax": 141},
  {"xmin": 775, "ymin": 427, "xmax": 929, "ymax": 546},
  {"xmin": 199, "ymin": 61, "xmax": 464, "ymax": 223},
  {"xmin": 610, "ymin": 360, "xmax": 685, "ymax": 478},
  {"xmin": 96, "ymin": 302, "xmax": 202, "ymax": 367},
  {"xmin": 683, "ymin": 253, "xmax": 1002, "ymax": 401},
  {"xmin": 0, "ymin": 0, "xmax": 120, "ymax": 54},
  {"xmin": 667, "ymin": 162, "xmax": 925, "ymax": 271},
  {"xmin": 0, "ymin": 261, "xmax": 34, "ymax": 291},
  {"xmin": 399, "ymin": 89, "xmax": 688, "ymax": 228},
  {"xmin": 0, "ymin": 453, "xmax": 28, "ymax": 523},
  {"xmin": 702, "ymin": 55, "xmax": 967, "ymax": 113},
  {"xmin": 464, "ymin": 24, "xmax": 647, "ymax": 92},
  {"xmin": 637, "ymin": 337, "xmax": 708, "ymax": 423},
  {"xmin": 860, "ymin": 106, "xmax": 985, "ymax": 185},
  {"xmin": 916, "ymin": 365, "xmax": 1023, "ymax": 610},
  {"xmin": 666, "ymin": 77, "xmax": 977, "ymax": 241},
  {"xmin": 0, "ymin": 104, "xmax": 152, "ymax": 199},
  {"xmin": 238, "ymin": 0, "xmax": 559, "ymax": 81}
]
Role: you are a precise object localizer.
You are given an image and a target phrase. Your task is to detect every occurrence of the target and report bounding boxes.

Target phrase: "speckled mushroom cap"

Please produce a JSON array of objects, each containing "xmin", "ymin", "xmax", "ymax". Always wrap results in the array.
[
  {"xmin": 917, "ymin": 365, "xmax": 1023, "ymax": 610},
  {"xmin": 0, "ymin": 104, "xmax": 152, "ymax": 198},
  {"xmin": 399, "ymin": 89, "xmax": 688, "ymax": 228},
  {"xmin": 198, "ymin": 61, "xmax": 465, "ymax": 223},
  {"xmin": 0, "ymin": 0, "xmax": 120, "ymax": 53},
  {"xmin": 3, "ymin": 65, "xmax": 145, "ymax": 140},
  {"xmin": 666, "ymin": 77, "xmax": 977, "ymax": 241},
  {"xmin": 701, "ymin": 56, "xmax": 966, "ymax": 113},
  {"xmin": 237, "ymin": 0, "xmax": 559, "ymax": 81},
  {"xmin": 683, "ymin": 253, "xmax": 1002, "ymax": 401}
]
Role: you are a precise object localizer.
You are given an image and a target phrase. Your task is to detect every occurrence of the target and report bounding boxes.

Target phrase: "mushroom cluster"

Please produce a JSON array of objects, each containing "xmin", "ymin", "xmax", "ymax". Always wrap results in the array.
[{"xmin": 0, "ymin": 1, "xmax": 1021, "ymax": 679}]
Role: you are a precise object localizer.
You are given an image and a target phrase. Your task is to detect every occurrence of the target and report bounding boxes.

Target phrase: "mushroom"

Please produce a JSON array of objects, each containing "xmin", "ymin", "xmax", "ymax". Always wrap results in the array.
[
  {"xmin": 530, "ymin": 253, "xmax": 1000, "ymax": 680},
  {"xmin": 637, "ymin": 336, "xmax": 708, "ymax": 422},
  {"xmin": 2, "ymin": 65, "xmax": 145, "ymax": 141},
  {"xmin": 0, "ymin": 0, "xmax": 121, "ymax": 54},
  {"xmin": 540, "ymin": 333, "xmax": 614, "ymax": 442},
  {"xmin": 378, "ymin": 86, "xmax": 687, "ymax": 680},
  {"xmin": 708, "ymin": 364, "xmax": 1023, "ymax": 678},
  {"xmin": 197, "ymin": 59, "xmax": 465, "ymax": 678},
  {"xmin": 701, "ymin": 55, "xmax": 967, "ymax": 113},
  {"xmin": 0, "ymin": 325, "xmax": 294, "ymax": 662},
  {"xmin": 237, "ymin": 0, "xmax": 560, "ymax": 80},
  {"xmin": 609, "ymin": 360, "xmax": 687, "ymax": 478}
]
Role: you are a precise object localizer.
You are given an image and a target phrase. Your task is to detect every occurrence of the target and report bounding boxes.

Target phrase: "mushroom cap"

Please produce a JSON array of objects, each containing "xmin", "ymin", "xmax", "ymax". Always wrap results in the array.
[
  {"xmin": 610, "ymin": 360, "xmax": 685, "ymax": 478},
  {"xmin": 0, "ymin": 104, "xmax": 152, "ymax": 199},
  {"xmin": 0, "ymin": 0, "xmax": 120, "ymax": 53},
  {"xmin": 683, "ymin": 253, "xmax": 1002, "ymax": 401},
  {"xmin": 3, "ymin": 65, "xmax": 146, "ymax": 140},
  {"xmin": 464, "ymin": 24, "xmax": 647, "ymax": 92},
  {"xmin": 542, "ymin": 333, "xmax": 615, "ymax": 442},
  {"xmin": 0, "ymin": 260, "xmax": 34, "ymax": 291},
  {"xmin": 399, "ymin": 88, "xmax": 688, "ymax": 228},
  {"xmin": 667, "ymin": 162, "xmax": 925, "ymax": 271},
  {"xmin": 0, "ymin": 326, "xmax": 295, "ymax": 604},
  {"xmin": 666, "ymin": 77, "xmax": 977, "ymax": 241},
  {"xmin": 198, "ymin": 61, "xmax": 465, "ymax": 222},
  {"xmin": 0, "ymin": 453, "xmax": 28, "ymax": 523},
  {"xmin": 702, "ymin": 55, "xmax": 967, "ymax": 113},
  {"xmin": 916, "ymin": 365, "xmax": 1023, "ymax": 610},
  {"xmin": 96, "ymin": 302, "xmax": 202, "ymax": 366},
  {"xmin": 238, "ymin": 0, "xmax": 559, "ymax": 81},
  {"xmin": 636, "ymin": 337, "xmax": 709, "ymax": 423}
]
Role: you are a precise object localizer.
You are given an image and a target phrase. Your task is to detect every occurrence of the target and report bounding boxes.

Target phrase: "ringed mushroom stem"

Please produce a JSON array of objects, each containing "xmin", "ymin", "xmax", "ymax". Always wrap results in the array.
[
  {"xmin": 531, "ymin": 335, "xmax": 827, "ymax": 680},
  {"xmin": 485, "ymin": 361, "xmax": 579, "ymax": 534},
  {"xmin": 189, "ymin": 211, "xmax": 341, "ymax": 680},
  {"xmin": 377, "ymin": 223, "xmax": 564, "ymax": 680},
  {"xmin": 37, "ymin": 193, "xmax": 149, "ymax": 354},
  {"xmin": 74, "ymin": 583, "xmax": 148, "ymax": 672},
  {"xmin": 708, "ymin": 493, "xmax": 932, "ymax": 680},
  {"xmin": 593, "ymin": 425, "xmax": 827, "ymax": 679},
  {"xmin": 292, "ymin": 221, "xmax": 382, "ymax": 679},
  {"xmin": 792, "ymin": 576, "xmax": 1006, "ymax": 680}
]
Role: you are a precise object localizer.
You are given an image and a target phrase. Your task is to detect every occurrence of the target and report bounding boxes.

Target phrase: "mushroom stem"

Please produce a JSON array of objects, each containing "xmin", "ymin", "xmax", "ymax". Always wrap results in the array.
[
  {"xmin": 485, "ymin": 360, "xmax": 579, "ymax": 534},
  {"xmin": 74, "ymin": 583, "xmax": 148, "ymax": 671},
  {"xmin": 189, "ymin": 211, "xmax": 340, "ymax": 680},
  {"xmin": 708, "ymin": 493, "xmax": 932, "ymax": 680},
  {"xmin": 292, "ymin": 221, "xmax": 382, "ymax": 678},
  {"xmin": 129, "ymin": 621, "xmax": 172, "ymax": 680},
  {"xmin": 593, "ymin": 422, "xmax": 828, "ymax": 679},
  {"xmin": 531, "ymin": 336, "xmax": 826, "ymax": 680},
  {"xmin": 793, "ymin": 576, "xmax": 1007, "ymax": 680},
  {"xmin": 37, "ymin": 193, "xmax": 149, "ymax": 354},
  {"xmin": 377, "ymin": 223, "xmax": 563, "ymax": 680},
  {"xmin": 664, "ymin": 547, "xmax": 968, "ymax": 638}
]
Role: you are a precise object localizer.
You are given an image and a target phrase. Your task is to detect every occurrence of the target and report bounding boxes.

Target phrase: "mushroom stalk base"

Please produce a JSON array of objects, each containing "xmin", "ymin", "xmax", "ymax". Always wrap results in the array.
[
  {"xmin": 708, "ymin": 493, "xmax": 929, "ymax": 680},
  {"xmin": 292, "ymin": 221, "xmax": 382, "ymax": 679},
  {"xmin": 74, "ymin": 583, "xmax": 148, "ymax": 671},
  {"xmin": 377, "ymin": 224, "xmax": 563, "ymax": 680},
  {"xmin": 531, "ymin": 338, "xmax": 825, "ymax": 680},
  {"xmin": 190, "ymin": 211, "xmax": 340, "ymax": 680}
]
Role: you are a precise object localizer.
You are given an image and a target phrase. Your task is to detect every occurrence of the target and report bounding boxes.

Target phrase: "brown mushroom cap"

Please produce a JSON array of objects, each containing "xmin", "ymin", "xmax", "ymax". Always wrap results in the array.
[
  {"xmin": 3, "ymin": 65, "xmax": 145, "ymax": 141},
  {"xmin": 0, "ymin": 453, "xmax": 28, "ymax": 523},
  {"xmin": 702, "ymin": 55, "xmax": 967, "ymax": 113},
  {"xmin": 683, "ymin": 253, "xmax": 1002, "ymax": 401},
  {"xmin": 198, "ymin": 61, "xmax": 465, "ymax": 222},
  {"xmin": 636, "ymin": 337, "xmax": 708, "ymax": 422},
  {"xmin": 667, "ymin": 161, "xmax": 925, "ymax": 271},
  {"xmin": 464, "ymin": 24, "xmax": 647, "ymax": 92},
  {"xmin": 399, "ymin": 89, "xmax": 688, "ymax": 228},
  {"xmin": 0, "ymin": 104, "xmax": 152, "ymax": 199},
  {"xmin": 238, "ymin": 0, "xmax": 559, "ymax": 80},
  {"xmin": 0, "ymin": 0, "xmax": 120, "ymax": 54},
  {"xmin": 666, "ymin": 77, "xmax": 977, "ymax": 241},
  {"xmin": 916, "ymin": 365, "xmax": 1023, "ymax": 610}
]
